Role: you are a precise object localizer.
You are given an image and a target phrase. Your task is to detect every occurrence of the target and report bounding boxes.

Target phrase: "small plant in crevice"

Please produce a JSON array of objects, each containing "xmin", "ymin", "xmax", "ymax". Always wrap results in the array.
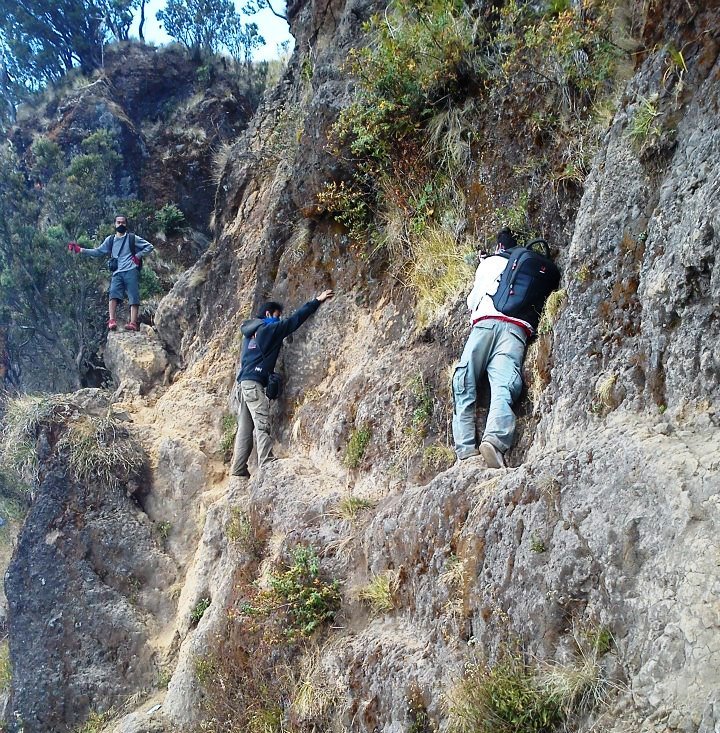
[
  {"xmin": 191, "ymin": 597, "xmax": 211, "ymax": 624},
  {"xmin": 155, "ymin": 520, "xmax": 172, "ymax": 546},
  {"xmin": 194, "ymin": 655, "xmax": 216, "ymax": 685},
  {"xmin": 407, "ymin": 682, "xmax": 437, "ymax": 733},
  {"xmin": 316, "ymin": 179, "xmax": 372, "ymax": 243},
  {"xmin": 627, "ymin": 95, "xmax": 661, "ymax": 143},
  {"xmin": 537, "ymin": 289, "xmax": 567, "ymax": 336},
  {"xmin": 226, "ymin": 506, "xmax": 264, "ymax": 558},
  {"xmin": 241, "ymin": 546, "xmax": 341, "ymax": 640},
  {"xmin": 575, "ymin": 264, "xmax": 591, "ymax": 283},
  {"xmin": 0, "ymin": 639, "xmax": 11, "ymax": 693},
  {"xmin": 530, "ymin": 535, "xmax": 547, "ymax": 553},
  {"xmin": 358, "ymin": 570, "xmax": 399, "ymax": 616},
  {"xmin": 345, "ymin": 423, "xmax": 372, "ymax": 469},
  {"xmin": 440, "ymin": 554, "xmax": 466, "ymax": 590},
  {"xmin": 220, "ymin": 413, "xmax": 237, "ymax": 460},
  {"xmin": 74, "ymin": 708, "xmax": 114, "ymax": 733}
]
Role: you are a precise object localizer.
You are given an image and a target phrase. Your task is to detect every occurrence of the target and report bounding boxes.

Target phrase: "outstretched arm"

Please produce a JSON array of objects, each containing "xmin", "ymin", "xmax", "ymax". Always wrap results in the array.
[
  {"xmin": 272, "ymin": 290, "xmax": 335, "ymax": 339},
  {"xmin": 71, "ymin": 237, "xmax": 112, "ymax": 257}
]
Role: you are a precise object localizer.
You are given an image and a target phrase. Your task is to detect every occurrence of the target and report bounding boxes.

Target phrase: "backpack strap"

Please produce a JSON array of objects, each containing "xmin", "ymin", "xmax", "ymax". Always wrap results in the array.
[
  {"xmin": 129, "ymin": 233, "xmax": 136, "ymax": 256},
  {"xmin": 526, "ymin": 238, "xmax": 551, "ymax": 258}
]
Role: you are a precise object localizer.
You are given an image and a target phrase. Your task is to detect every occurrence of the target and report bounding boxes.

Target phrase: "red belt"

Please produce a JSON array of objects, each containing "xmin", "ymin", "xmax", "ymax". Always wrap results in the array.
[{"xmin": 472, "ymin": 315, "xmax": 533, "ymax": 338}]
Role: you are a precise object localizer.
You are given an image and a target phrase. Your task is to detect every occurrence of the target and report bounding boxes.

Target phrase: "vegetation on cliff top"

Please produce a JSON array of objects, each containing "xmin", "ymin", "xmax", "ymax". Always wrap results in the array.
[{"xmin": 321, "ymin": 0, "xmax": 625, "ymax": 324}]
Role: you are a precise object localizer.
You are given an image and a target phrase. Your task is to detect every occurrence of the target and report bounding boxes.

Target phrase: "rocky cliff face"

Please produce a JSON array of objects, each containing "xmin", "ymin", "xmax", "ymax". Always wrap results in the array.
[{"xmin": 3, "ymin": 1, "xmax": 720, "ymax": 732}]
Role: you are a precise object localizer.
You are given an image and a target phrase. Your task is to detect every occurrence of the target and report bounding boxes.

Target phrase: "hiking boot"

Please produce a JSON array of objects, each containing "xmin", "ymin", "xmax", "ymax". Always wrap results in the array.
[
  {"xmin": 231, "ymin": 467, "xmax": 251, "ymax": 478},
  {"xmin": 108, "ymin": 319, "xmax": 117, "ymax": 331},
  {"xmin": 480, "ymin": 441, "xmax": 505, "ymax": 469},
  {"xmin": 124, "ymin": 321, "xmax": 139, "ymax": 332}
]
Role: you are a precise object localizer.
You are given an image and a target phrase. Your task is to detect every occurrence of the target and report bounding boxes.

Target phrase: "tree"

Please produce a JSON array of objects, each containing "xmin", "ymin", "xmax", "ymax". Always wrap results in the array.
[
  {"xmin": 243, "ymin": 0, "xmax": 287, "ymax": 21},
  {"xmin": 222, "ymin": 19, "xmax": 264, "ymax": 66},
  {"xmin": 0, "ymin": 133, "xmax": 123, "ymax": 391},
  {"xmin": 0, "ymin": 0, "xmax": 139, "ymax": 89},
  {"xmin": 157, "ymin": 0, "xmax": 237, "ymax": 56}
]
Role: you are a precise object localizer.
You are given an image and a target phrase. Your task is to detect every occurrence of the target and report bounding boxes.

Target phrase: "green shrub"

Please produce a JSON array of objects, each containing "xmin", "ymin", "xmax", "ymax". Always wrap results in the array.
[
  {"xmin": 154, "ymin": 203, "xmax": 187, "ymax": 236},
  {"xmin": 241, "ymin": 546, "xmax": 340, "ymax": 639},
  {"xmin": 446, "ymin": 656, "xmax": 562, "ymax": 733},
  {"xmin": 316, "ymin": 180, "xmax": 372, "ymax": 242},
  {"xmin": 345, "ymin": 424, "xmax": 372, "ymax": 469},
  {"xmin": 191, "ymin": 597, "xmax": 211, "ymax": 624},
  {"xmin": 139, "ymin": 266, "xmax": 164, "ymax": 301}
]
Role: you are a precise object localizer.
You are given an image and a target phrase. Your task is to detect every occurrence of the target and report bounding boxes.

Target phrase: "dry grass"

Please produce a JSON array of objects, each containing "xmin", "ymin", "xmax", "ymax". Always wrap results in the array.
[
  {"xmin": 290, "ymin": 647, "xmax": 341, "ymax": 726},
  {"xmin": 440, "ymin": 555, "xmax": 466, "ymax": 590},
  {"xmin": 0, "ymin": 394, "xmax": 74, "ymax": 485},
  {"xmin": 211, "ymin": 140, "xmax": 236, "ymax": 185},
  {"xmin": 404, "ymin": 225, "xmax": 474, "ymax": 327},
  {"xmin": 56, "ymin": 415, "xmax": 143, "ymax": 488},
  {"xmin": 524, "ymin": 335, "xmax": 553, "ymax": 407},
  {"xmin": 537, "ymin": 289, "xmax": 567, "ymax": 335},
  {"xmin": 426, "ymin": 100, "xmax": 477, "ymax": 173}
]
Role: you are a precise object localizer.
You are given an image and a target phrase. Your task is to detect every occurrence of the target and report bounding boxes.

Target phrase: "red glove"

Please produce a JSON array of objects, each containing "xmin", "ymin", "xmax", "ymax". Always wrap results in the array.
[
  {"xmin": 131, "ymin": 255, "xmax": 141, "ymax": 266},
  {"xmin": 68, "ymin": 242, "xmax": 81, "ymax": 253}
]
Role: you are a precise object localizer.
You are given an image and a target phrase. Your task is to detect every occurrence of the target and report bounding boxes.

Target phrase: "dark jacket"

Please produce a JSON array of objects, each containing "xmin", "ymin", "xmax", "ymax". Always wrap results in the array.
[{"xmin": 237, "ymin": 298, "xmax": 321, "ymax": 386}]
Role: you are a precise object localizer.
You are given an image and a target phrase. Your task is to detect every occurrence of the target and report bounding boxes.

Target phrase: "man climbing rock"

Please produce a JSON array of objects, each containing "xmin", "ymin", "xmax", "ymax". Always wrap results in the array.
[
  {"xmin": 452, "ymin": 228, "xmax": 541, "ymax": 468},
  {"xmin": 230, "ymin": 289, "xmax": 334, "ymax": 477},
  {"xmin": 68, "ymin": 215, "xmax": 154, "ymax": 332}
]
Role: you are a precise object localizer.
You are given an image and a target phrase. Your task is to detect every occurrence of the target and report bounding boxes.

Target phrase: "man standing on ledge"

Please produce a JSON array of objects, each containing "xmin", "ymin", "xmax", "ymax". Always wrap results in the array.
[
  {"xmin": 230, "ymin": 289, "xmax": 334, "ymax": 478},
  {"xmin": 68, "ymin": 214, "xmax": 154, "ymax": 332},
  {"xmin": 452, "ymin": 228, "xmax": 531, "ymax": 468}
]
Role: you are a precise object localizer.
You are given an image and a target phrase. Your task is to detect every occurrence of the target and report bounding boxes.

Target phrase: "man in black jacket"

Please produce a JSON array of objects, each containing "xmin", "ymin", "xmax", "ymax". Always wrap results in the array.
[{"xmin": 230, "ymin": 289, "xmax": 334, "ymax": 477}]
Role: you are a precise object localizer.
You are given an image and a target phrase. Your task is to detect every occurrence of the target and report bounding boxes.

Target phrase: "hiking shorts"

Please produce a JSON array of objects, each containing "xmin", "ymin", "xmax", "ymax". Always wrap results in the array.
[{"xmin": 109, "ymin": 268, "xmax": 140, "ymax": 305}]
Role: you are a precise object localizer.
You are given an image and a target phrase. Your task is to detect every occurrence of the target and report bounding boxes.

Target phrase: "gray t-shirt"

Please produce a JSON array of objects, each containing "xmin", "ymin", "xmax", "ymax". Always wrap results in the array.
[{"xmin": 81, "ymin": 233, "xmax": 154, "ymax": 273}]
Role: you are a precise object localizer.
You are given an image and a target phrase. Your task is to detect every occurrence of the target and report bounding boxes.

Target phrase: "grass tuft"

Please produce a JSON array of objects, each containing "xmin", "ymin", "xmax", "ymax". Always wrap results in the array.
[
  {"xmin": 57, "ymin": 416, "xmax": 143, "ymax": 488},
  {"xmin": 446, "ymin": 655, "xmax": 561, "ymax": 733},
  {"xmin": 405, "ymin": 225, "xmax": 474, "ymax": 327},
  {"xmin": 358, "ymin": 570, "xmax": 399, "ymax": 616},
  {"xmin": 333, "ymin": 495, "xmax": 376, "ymax": 523},
  {"xmin": 0, "ymin": 394, "xmax": 73, "ymax": 485},
  {"xmin": 220, "ymin": 413, "xmax": 237, "ymax": 458},
  {"xmin": 537, "ymin": 289, "xmax": 566, "ymax": 335}
]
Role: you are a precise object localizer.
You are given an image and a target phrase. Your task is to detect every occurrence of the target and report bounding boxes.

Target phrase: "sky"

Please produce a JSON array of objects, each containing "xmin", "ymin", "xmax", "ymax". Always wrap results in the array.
[{"xmin": 129, "ymin": 0, "xmax": 294, "ymax": 61}]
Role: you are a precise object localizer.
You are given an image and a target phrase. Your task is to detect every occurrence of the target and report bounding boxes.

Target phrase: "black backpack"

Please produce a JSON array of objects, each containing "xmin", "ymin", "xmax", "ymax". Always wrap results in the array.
[{"xmin": 492, "ymin": 239, "xmax": 561, "ymax": 331}]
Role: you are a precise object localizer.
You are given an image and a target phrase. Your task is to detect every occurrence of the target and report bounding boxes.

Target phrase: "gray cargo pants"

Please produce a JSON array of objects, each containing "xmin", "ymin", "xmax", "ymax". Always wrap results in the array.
[
  {"xmin": 452, "ymin": 319, "xmax": 526, "ymax": 458},
  {"xmin": 230, "ymin": 380, "xmax": 274, "ymax": 475}
]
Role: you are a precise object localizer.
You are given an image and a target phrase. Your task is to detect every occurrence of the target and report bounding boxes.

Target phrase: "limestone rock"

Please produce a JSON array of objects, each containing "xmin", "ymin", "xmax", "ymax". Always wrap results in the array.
[{"xmin": 103, "ymin": 329, "xmax": 169, "ymax": 395}]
